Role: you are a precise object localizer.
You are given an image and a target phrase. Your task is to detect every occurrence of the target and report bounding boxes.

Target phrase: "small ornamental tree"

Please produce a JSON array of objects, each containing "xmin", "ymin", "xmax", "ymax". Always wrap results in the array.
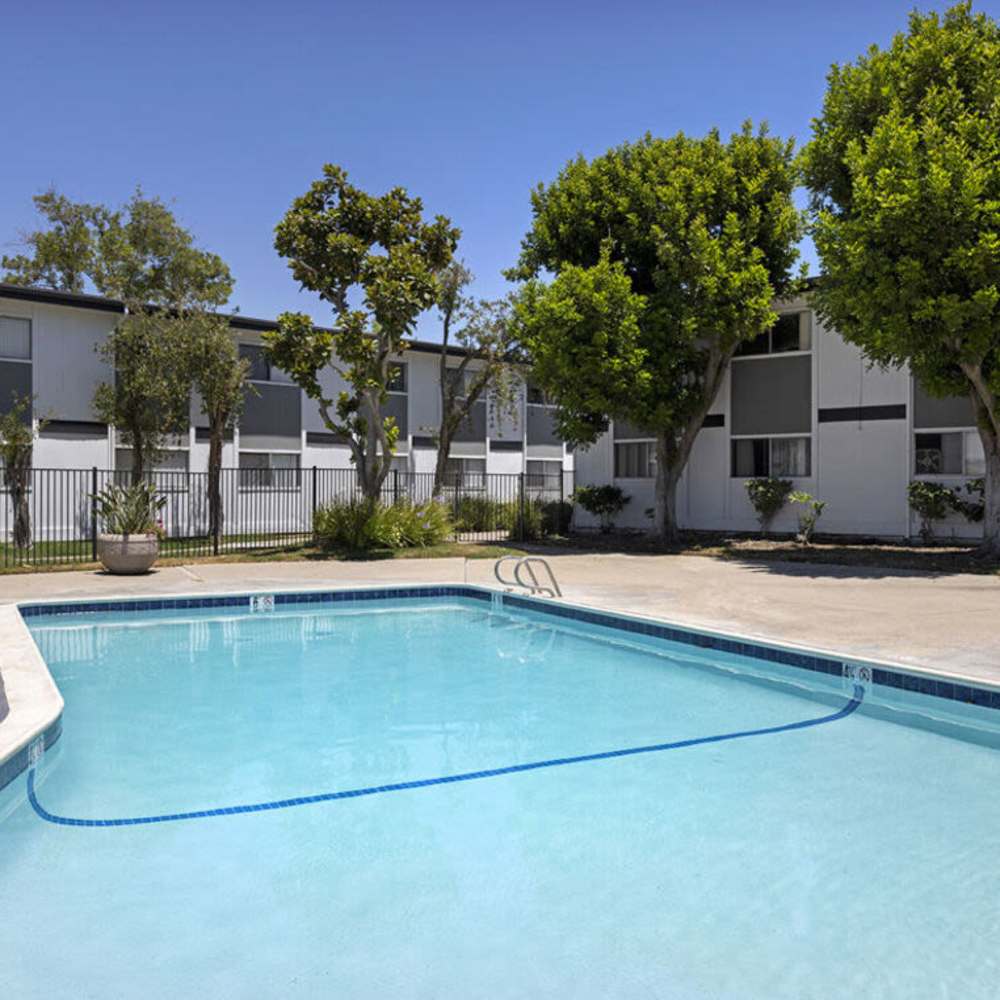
[
  {"xmin": 0, "ymin": 394, "xmax": 44, "ymax": 553},
  {"xmin": 432, "ymin": 261, "xmax": 521, "ymax": 494},
  {"xmin": 510, "ymin": 125, "xmax": 803, "ymax": 544},
  {"xmin": 803, "ymin": 3, "xmax": 1000, "ymax": 554},
  {"xmin": 267, "ymin": 165, "xmax": 459, "ymax": 500},
  {"xmin": 908, "ymin": 481, "xmax": 953, "ymax": 543},
  {"xmin": 572, "ymin": 484, "xmax": 630, "ymax": 533},
  {"xmin": 745, "ymin": 477, "xmax": 793, "ymax": 534},
  {"xmin": 184, "ymin": 317, "xmax": 251, "ymax": 545}
]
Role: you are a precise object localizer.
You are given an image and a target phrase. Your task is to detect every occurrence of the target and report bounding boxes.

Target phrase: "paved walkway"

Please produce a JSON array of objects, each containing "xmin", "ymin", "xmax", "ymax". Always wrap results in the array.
[{"xmin": 0, "ymin": 553, "xmax": 997, "ymax": 683}]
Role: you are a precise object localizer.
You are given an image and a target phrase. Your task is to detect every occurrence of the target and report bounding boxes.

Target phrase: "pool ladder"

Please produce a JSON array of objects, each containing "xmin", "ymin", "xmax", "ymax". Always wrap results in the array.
[{"xmin": 493, "ymin": 556, "xmax": 563, "ymax": 598}]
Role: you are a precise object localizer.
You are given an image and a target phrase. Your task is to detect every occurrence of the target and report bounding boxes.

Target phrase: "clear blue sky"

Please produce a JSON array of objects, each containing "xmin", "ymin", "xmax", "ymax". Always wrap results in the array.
[{"xmin": 3, "ymin": 0, "xmax": 995, "ymax": 338}]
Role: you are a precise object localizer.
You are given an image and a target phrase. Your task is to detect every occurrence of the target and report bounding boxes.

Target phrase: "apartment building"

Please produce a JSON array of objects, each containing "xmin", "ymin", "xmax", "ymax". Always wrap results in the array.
[
  {"xmin": 574, "ymin": 293, "xmax": 985, "ymax": 541},
  {"xmin": 0, "ymin": 283, "xmax": 573, "ymax": 490}
]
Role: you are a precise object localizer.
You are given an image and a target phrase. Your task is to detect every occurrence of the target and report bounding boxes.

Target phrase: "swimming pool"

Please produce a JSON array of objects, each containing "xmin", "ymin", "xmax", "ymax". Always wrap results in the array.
[{"xmin": 3, "ymin": 586, "xmax": 1000, "ymax": 998}]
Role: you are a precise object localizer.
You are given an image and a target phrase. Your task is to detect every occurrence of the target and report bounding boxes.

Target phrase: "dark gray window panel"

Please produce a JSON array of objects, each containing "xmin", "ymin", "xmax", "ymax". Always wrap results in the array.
[
  {"xmin": 702, "ymin": 414, "xmax": 725, "ymax": 428},
  {"xmin": 0, "ymin": 362, "xmax": 32, "ymax": 422},
  {"xmin": 818, "ymin": 405, "xmax": 906, "ymax": 423},
  {"xmin": 306, "ymin": 430, "xmax": 350, "ymax": 446},
  {"xmin": 239, "ymin": 344, "xmax": 270, "ymax": 381},
  {"xmin": 411, "ymin": 435, "xmax": 436, "ymax": 449},
  {"xmin": 453, "ymin": 400, "xmax": 487, "ymax": 443},
  {"xmin": 527, "ymin": 405, "xmax": 561, "ymax": 445},
  {"xmin": 613, "ymin": 417, "xmax": 654, "ymax": 440},
  {"xmin": 731, "ymin": 355, "xmax": 812, "ymax": 436},
  {"xmin": 195, "ymin": 427, "xmax": 234, "ymax": 442},
  {"xmin": 913, "ymin": 382, "xmax": 976, "ymax": 428},
  {"xmin": 490, "ymin": 439, "xmax": 523, "ymax": 451},
  {"xmin": 240, "ymin": 382, "xmax": 301, "ymax": 449},
  {"xmin": 382, "ymin": 393, "xmax": 408, "ymax": 438},
  {"xmin": 41, "ymin": 420, "xmax": 107, "ymax": 439}
]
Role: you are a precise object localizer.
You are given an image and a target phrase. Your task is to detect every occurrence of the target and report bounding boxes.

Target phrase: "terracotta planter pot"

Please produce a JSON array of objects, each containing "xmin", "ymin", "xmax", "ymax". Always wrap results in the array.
[{"xmin": 97, "ymin": 533, "xmax": 159, "ymax": 575}]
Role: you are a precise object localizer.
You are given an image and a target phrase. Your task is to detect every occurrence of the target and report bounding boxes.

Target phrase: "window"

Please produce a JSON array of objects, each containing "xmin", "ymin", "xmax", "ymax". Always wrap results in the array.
[
  {"xmin": 443, "ymin": 457, "xmax": 486, "ymax": 489},
  {"xmin": 0, "ymin": 317, "xmax": 31, "ymax": 361},
  {"xmin": 526, "ymin": 382, "xmax": 553, "ymax": 406},
  {"xmin": 915, "ymin": 431, "xmax": 984, "ymax": 476},
  {"xmin": 614, "ymin": 441, "xmax": 656, "ymax": 478},
  {"xmin": 526, "ymin": 460, "xmax": 562, "ymax": 491},
  {"xmin": 736, "ymin": 312, "xmax": 811, "ymax": 356},
  {"xmin": 387, "ymin": 363, "xmax": 407, "ymax": 393},
  {"xmin": 239, "ymin": 344, "xmax": 294, "ymax": 384},
  {"xmin": 239, "ymin": 452, "xmax": 301, "ymax": 490},
  {"xmin": 731, "ymin": 437, "xmax": 811, "ymax": 477},
  {"xmin": 115, "ymin": 449, "xmax": 189, "ymax": 491},
  {"xmin": 445, "ymin": 367, "xmax": 474, "ymax": 399}
]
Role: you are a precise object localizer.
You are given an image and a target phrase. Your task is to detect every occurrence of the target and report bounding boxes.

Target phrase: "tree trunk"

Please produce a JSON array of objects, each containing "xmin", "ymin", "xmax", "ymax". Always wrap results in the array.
[
  {"xmin": 980, "ymin": 425, "xmax": 1000, "ymax": 556},
  {"xmin": 207, "ymin": 428, "xmax": 224, "ymax": 548},
  {"xmin": 653, "ymin": 431, "xmax": 683, "ymax": 545},
  {"xmin": 8, "ymin": 458, "xmax": 31, "ymax": 553},
  {"xmin": 432, "ymin": 428, "xmax": 453, "ymax": 497}
]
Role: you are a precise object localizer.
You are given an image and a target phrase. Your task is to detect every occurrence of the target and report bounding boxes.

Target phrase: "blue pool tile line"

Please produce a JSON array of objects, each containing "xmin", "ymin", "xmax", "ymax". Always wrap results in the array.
[{"xmin": 26, "ymin": 685, "xmax": 864, "ymax": 829}]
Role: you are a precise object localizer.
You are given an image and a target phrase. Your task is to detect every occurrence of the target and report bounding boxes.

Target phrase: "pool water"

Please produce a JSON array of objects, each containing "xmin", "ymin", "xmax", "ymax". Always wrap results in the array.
[{"xmin": 3, "ymin": 595, "xmax": 1000, "ymax": 998}]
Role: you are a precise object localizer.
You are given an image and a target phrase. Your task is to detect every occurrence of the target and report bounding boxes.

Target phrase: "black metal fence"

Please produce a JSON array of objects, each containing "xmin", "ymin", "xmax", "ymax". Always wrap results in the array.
[{"xmin": 0, "ymin": 467, "xmax": 574, "ymax": 569}]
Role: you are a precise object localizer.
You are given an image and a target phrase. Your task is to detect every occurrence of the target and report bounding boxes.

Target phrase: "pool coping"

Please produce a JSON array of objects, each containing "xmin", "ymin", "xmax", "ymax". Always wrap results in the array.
[{"xmin": 2, "ymin": 582, "xmax": 999, "ymax": 794}]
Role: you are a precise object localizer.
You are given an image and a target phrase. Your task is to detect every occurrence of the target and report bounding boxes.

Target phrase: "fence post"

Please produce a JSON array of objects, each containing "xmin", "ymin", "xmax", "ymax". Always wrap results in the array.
[
  {"xmin": 90, "ymin": 467, "xmax": 98, "ymax": 562},
  {"xmin": 311, "ymin": 466, "xmax": 318, "ymax": 541},
  {"xmin": 393, "ymin": 468, "xmax": 399, "ymax": 504},
  {"xmin": 518, "ymin": 472, "xmax": 526, "ymax": 542}
]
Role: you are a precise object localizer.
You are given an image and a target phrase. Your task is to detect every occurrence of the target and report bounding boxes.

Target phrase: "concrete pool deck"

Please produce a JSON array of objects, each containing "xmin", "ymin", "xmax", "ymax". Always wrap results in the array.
[{"xmin": 1, "ymin": 552, "xmax": 997, "ymax": 778}]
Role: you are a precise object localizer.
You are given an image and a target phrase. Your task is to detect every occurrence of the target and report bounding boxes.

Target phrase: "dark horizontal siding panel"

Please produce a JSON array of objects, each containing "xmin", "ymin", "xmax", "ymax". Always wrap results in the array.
[
  {"xmin": 306, "ymin": 431, "xmax": 349, "ymax": 446},
  {"xmin": 818, "ymin": 404, "xmax": 906, "ymax": 423},
  {"xmin": 40, "ymin": 419, "xmax": 107, "ymax": 438},
  {"xmin": 194, "ymin": 427, "xmax": 234, "ymax": 442},
  {"xmin": 490, "ymin": 439, "xmax": 523, "ymax": 451},
  {"xmin": 702, "ymin": 413, "xmax": 725, "ymax": 428},
  {"xmin": 411, "ymin": 435, "xmax": 437, "ymax": 449}
]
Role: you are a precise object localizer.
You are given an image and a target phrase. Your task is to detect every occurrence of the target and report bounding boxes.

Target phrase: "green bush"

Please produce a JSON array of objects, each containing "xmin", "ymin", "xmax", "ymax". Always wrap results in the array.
[
  {"xmin": 788, "ymin": 490, "xmax": 826, "ymax": 545},
  {"xmin": 571, "ymin": 484, "xmax": 629, "ymax": 533},
  {"xmin": 540, "ymin": 498, "xmax": 573, "ymax": 536},
  {"xmin": 907, "ymin": 481, "xmax": 954, "ymax": 542},
  {"xmin": 93, "ymin": 482, "xmax": 167, "ymax": 536},
  {"xmin": 745, "ymin": 477, "xmax": 793, "ymax": 534},
  {"xmin": 314, "ymin": 498, "xmax": 452, "ymax": 551},
  {"xmin": 949, "ymin": 478, "xmax": 985, "ymax": 523},
  {"xmin": 452, "ymin": 495, "xmax": 512, "ymax": 532}
]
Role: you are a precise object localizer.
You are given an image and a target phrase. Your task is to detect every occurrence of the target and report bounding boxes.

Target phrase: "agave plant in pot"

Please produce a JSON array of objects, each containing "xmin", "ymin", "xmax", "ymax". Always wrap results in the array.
[{"xmin": 93, "ymin": 482, "xmax": 167, "ymax": 574}]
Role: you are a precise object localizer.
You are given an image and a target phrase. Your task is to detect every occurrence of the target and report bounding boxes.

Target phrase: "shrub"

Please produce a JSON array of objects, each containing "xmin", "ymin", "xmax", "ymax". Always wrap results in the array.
[
  {"xmin": 571, "ymin": 484, "xmax": 630, "ymax": 533},
  {"xmin": 540, "ymin": 498, "xmax": 573, "ymax": 536},
  {"xmin": 452, "ymin": 495, "xmax": 512, "ymax": 533},
  {"xmin": 93, "ymin": 482, "xmax": 167, "ymax": 536},
  {"xmin": 907, "ymin": 481, "xmax": 953, "ymax": 542},
  {"xmin": 949, "ymin": 478, "xmax": 985, "ymax": 523},
  {"xmin": 313, "ymin": 498, "xmax": 452, "ymax": 551},
  {"xmin": 745, "ymin": 477, "xmax": 793, "ymax": 534},
  {"xmin": 788, "ymin": 490, "xmax": 826, "ymax": 545}
]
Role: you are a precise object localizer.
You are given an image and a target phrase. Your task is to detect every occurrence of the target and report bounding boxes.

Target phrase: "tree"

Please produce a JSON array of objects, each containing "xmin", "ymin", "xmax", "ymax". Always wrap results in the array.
[
  {"xmin": 0, "ymin": 394, "xmax": 44, "ymax": 554},
  {"xmin": 510, "ymin": 126, "xmax": 803, "ymax": 542},
  {"xmin": 802, "ymin": 2, "xmax": 1000, "ymax": 554},
  {"xmin": 4, "ymin": 189, "xmax": 234, "ymax": 483},
  {"xmin": 184, "ymin": 317, "xmax": 251, "ymax": 547},
  {"xmin": 431, "ymin": 261, "xmax": 521, "ymax": 494},
  {"xmin": 267, "ymin": 165, "xmax": 459, "ymax": 500},
  {"xmin": 1, "ymin": 188, "xmax": 111, "ymax": 293}
]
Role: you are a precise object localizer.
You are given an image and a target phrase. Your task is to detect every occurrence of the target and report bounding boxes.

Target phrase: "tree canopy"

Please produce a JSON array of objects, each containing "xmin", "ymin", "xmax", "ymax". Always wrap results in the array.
[
  {"xmin": 803, "ymin": 1, "xmax": 1000, "ymax": 551},
  {"xmin": 267, "ymin": 164, "xmax": 459, "ymax": 498},
  {"xmin": 511, "ymin": 124, "xmax": 803, "ymax": 539}
]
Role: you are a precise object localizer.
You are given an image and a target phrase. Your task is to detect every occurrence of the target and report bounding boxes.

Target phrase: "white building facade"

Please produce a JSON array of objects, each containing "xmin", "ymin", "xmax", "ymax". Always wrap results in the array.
[
  {"xmin": 0, "ymin": 283, "xmax": 573, "ymax": 489},
  {"xmin": 574, "ymin": 295, "xmax": 985, "ymax": 541}
]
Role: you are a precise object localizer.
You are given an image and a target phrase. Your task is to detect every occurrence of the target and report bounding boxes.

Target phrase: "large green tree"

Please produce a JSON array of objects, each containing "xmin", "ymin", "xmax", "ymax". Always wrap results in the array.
[
  {"xmin": 4, "ymin": 189, "xmax": 234, "ymax": 483},
  {"xmin": 267, "ymin": 165, "xmax": 459, "ymax": 499},
  {"xmin": 510, "ymin": 125, "xmax": 803, "ymax": 541},
  {"xmin": 803, "ymin": 2, "xmax": 1000, "ymax": 554}
]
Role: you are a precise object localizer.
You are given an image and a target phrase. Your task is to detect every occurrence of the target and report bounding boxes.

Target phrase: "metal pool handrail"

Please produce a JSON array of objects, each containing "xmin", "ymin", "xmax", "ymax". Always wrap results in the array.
[{"xmin": 493, "ymin": 556, "xmax": 562, "ymax": 598}]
